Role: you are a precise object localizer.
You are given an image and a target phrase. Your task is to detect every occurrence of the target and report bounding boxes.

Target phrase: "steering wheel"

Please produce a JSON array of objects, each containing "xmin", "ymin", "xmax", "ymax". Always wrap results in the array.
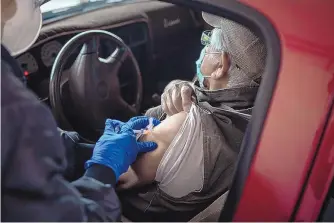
[{"xmin": 49, "ymin": 30, "xmax": 142, "ymax": 140}]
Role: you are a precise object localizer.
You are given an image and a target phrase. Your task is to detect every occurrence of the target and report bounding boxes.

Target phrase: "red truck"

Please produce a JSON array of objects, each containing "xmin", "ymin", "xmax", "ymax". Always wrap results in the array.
[
  {"xmin": 217, "ymin": 0, "xmax": 334, "ymax": 221},
  {"xmin": 15, "ymin": 0, "xmax": 334, "ymax": 221}
]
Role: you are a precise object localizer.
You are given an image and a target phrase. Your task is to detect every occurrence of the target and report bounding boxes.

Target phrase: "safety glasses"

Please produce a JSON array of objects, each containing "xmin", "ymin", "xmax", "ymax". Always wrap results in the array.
[{"xmin": 201, "ymin": 30, "xmax": 212, "ymax": 46}]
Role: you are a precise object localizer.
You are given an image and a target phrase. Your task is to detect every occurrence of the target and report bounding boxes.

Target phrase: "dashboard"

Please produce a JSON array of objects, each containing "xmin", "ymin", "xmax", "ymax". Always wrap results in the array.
[
  {"xmin": 16, "ymin": 22, "xmax": 150, "ymax": 101},
  {"xmin": 15, "ymin": 0, "xmax": 204, "ymax": 106}
]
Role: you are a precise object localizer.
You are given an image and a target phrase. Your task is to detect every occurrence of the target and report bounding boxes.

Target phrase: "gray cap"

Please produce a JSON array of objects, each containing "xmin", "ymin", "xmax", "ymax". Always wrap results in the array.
[{"xmin": 202, "ymin": 12, "xmax": 267, "ymax": 86}]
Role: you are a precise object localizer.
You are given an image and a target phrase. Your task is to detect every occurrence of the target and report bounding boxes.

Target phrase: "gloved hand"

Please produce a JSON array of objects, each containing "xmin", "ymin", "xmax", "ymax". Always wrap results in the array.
[
  {"xmin": 161, "ymin": 80, "xmax": 195, "ymax": 116},
  {"xmin": 105, "ymin": 117, "xmax": 160, "ymax": 151},
  {"xmin": 85, "ymin": 117, "xmax": 160, "ymax": 181}
]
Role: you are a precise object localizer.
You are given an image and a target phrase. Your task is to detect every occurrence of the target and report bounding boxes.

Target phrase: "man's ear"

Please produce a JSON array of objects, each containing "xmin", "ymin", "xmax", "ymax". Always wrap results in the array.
[
  {"xmin": 208, "ymin": 52, "xmax": 230, "ymax": 90},
  {"xmin": 211, "ymin": 52, "xmax": 230, "ymax": 80}
]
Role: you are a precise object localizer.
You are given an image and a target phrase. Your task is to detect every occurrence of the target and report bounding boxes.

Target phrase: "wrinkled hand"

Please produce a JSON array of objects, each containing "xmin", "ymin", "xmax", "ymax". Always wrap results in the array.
[
  {"xmin": 85, "ymin": 117, "xmax": 160, "ymax": 181},
  {"xmin": 161, "ymin": 80, "xmax": 194, "ymax": 116},
  {"xmin": 117, "ymin": 167, "xmax": 140, "ymax": 190}
]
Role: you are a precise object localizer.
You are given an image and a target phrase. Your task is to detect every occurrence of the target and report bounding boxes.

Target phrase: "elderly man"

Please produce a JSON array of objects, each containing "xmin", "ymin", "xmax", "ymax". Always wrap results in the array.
[{"xmin": 118, "ymin": 12, "xmax": 267, "ymax": 222}]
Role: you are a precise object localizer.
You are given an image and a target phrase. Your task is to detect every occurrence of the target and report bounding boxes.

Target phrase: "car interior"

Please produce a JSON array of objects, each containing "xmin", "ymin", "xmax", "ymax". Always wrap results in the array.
[
  {"xmin": 14, "ymin": 0, "xmax": 281, "ymax": 221},
  {"xmin": 19, "ymin": 0, "xmax": 207, "ymax": 141}
]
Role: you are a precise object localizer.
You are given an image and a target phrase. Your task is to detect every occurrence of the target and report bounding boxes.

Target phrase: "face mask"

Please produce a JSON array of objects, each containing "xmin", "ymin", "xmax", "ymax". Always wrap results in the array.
[
  {"xmin": 195, "ymin": 47, "xmax": 211, "ymax": 88},
  {"xmin": 2, "ymin": 0, "xmax": 43, "ymax": 56}
]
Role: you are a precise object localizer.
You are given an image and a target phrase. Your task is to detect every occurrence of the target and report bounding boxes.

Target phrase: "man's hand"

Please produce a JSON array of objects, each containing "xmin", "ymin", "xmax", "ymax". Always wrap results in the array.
[
  {"xmin": 161, "ymin": 81, "xmax": 194, "ymax": 116},
  {"xmin": 117, "ymin": 167, "xmax": 140, "ymax": 190}
]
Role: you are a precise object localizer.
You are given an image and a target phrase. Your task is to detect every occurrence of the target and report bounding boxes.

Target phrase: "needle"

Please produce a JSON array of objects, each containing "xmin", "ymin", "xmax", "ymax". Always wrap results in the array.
[{"xmin": 134, "ymin": 117, "xmax": 154, "ymax": 140}]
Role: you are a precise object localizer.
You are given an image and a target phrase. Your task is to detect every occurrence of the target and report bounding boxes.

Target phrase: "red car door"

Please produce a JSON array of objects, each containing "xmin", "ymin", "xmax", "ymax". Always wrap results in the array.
[{"xmin": 231, "ymin": 0, "xmax": 334, "ymax": 221}]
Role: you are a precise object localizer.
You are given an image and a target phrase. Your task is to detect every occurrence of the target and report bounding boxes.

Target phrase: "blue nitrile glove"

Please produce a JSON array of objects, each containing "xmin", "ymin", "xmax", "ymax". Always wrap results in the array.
[
  {"xmin": 126, "ymin": 116, "xmax": 161, "ymax": 129},
  {"xmin": 85, "ymin": 117, "xmax": 160, "ymax": 181},
  {"xmin": 106, "ymin": 119, "xmax": 124, "ymax": 133}
]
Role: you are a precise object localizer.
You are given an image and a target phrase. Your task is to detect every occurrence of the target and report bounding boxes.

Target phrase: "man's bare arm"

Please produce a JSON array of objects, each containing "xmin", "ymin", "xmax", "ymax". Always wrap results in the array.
[{"xmin": 118, "ymin": 112, "xmax": 187, "ymax": 189}]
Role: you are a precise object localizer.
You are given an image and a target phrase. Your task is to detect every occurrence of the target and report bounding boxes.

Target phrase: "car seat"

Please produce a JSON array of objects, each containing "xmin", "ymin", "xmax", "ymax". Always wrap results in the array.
[
  {"xmin": 189, "ymin": 191, "xmax": 228, "ymax": 222},
  {"xmin": 120, "ymin": 191, "xmax": 229, "ymax": 222}
]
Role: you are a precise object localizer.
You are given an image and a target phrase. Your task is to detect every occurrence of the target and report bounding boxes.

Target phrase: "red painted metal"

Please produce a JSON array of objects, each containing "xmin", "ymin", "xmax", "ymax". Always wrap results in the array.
[
  {"xmin": 295, "ymin": 110, "xmax": 334, "ymax": 221},
  {"xmin": 233, "ymin": 0, "xmax": 334, "ymax": 221}
]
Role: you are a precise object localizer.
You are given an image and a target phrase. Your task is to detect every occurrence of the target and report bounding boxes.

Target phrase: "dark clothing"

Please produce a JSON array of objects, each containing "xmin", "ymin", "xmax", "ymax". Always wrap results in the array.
[
  {"xmin": 120, "ymin": 80, "xmax": 257, "ymax": 222},
  {"xmin": 1, "ymin": 45, "xmax": 121, "ymax": 221}
]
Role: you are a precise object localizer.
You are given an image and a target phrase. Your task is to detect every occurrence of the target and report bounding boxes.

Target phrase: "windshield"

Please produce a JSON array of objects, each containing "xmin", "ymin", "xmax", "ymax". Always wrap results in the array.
[{"xmin": 41, "ymin": 0, "xmax": 125, "ymax": 21}]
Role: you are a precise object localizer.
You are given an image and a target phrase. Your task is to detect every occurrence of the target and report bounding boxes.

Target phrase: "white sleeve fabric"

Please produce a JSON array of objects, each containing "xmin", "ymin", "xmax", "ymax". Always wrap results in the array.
[{"xmin": 155, "ymin": 104, "xmax": 205, "ymax": 198}]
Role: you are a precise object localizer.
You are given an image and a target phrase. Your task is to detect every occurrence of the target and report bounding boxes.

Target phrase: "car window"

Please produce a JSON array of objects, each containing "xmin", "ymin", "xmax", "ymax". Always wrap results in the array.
[{"xmin": 41, "ymin": 0, "xmax": 127, "ymax": 21}]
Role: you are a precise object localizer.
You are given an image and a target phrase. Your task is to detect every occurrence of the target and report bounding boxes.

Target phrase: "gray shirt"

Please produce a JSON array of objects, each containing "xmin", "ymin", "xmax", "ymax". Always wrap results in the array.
[{"xmin": 1, "ymin": 45, "xmax": 121, "ymax": 222}]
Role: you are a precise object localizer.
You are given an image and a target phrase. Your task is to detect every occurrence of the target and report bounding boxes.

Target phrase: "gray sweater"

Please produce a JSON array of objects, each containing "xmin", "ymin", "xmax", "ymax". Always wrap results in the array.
[{"xmin": 119, "ymin": 80, "xmax": 258, "ymax": 221}]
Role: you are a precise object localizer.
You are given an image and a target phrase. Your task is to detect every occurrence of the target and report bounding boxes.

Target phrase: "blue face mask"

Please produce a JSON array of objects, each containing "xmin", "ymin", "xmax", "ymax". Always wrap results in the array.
[{"xmin": 196, "ymin": 47, "xmax": 208, "ymax": 88}]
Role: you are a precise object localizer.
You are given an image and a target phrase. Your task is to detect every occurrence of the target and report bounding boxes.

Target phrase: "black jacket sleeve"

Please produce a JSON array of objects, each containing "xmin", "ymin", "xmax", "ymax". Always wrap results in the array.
[{"xmin": 1, "ymin": 60, "xmax": 121, "ymax": 221}]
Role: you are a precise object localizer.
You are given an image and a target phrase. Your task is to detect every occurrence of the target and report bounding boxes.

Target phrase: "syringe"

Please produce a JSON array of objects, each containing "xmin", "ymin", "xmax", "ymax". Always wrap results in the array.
[
  {"xmin": 147, "ymin": 117, "xmax": 154, "ymax": 131},
  {"xmin": 134, "ymin": 117, "xmax": 154, "ymax": 140},
  {"xmin": 133, "ymin": 129, "xmax": 144, "ymax": 134}
]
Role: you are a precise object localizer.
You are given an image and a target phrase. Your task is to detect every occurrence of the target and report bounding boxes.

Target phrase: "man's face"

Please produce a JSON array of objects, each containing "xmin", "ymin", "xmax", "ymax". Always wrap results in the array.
[
  {"xmin": 200, "ymin": 46, "xmax": 223, "ymax": 77},
  {"xmin": 200, "ymin": 46, "xmax": 230, "ymax": 89}
]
